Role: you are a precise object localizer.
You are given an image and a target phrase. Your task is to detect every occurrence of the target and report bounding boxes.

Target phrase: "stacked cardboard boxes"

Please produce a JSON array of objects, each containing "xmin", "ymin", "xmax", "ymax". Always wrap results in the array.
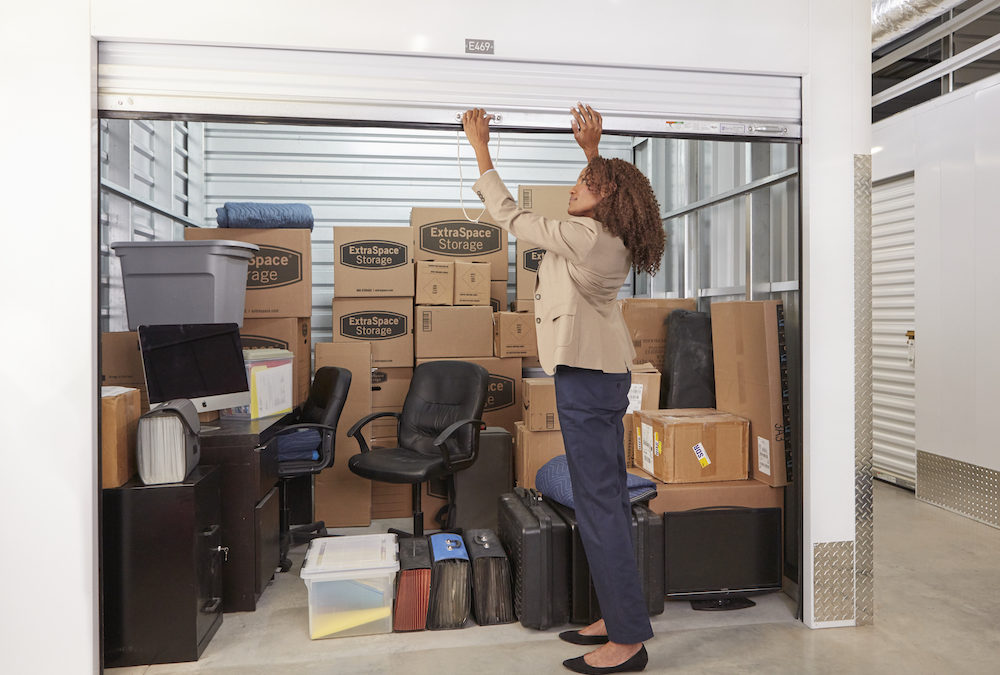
[{"xmin": 185, "ymin": 227, "xmax": 314, "ymax": 407}]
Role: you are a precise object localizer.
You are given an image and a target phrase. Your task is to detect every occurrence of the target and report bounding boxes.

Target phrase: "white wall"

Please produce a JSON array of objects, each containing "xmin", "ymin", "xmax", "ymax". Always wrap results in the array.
[
  {"xmin": 874, "ymin": 73, "xmax": 1000, "ymax": 472},
  {"xmin": 0, "ymin": 3, "xmax": 98, "ymax": 674},
  {"xmin": 0, "ymin": 2, "xmax": 869, "ymax": 670}
]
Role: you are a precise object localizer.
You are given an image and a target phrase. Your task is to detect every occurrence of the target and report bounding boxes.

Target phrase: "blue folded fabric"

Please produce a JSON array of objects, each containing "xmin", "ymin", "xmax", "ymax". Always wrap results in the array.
[
  {"xmin": 535, "ymin": 454, "xmax": 657, "ymax": 510},
  {"xmin": 274, "ymin": 429, "xmax": 322, "ymax": 462},
  {"xmin": 216, "ymin": 202, "xmax": 314, "ymax": 230}
]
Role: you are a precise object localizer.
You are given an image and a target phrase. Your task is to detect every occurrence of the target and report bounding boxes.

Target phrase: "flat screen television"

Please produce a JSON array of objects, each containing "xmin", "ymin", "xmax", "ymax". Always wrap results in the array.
[
  {"xmin": 663, "ymin": 506, "xmax": 782, "ymax": 610},
  {"xmin": 138, "ymin": 323, "xmax": 250, "ymax": 413}
]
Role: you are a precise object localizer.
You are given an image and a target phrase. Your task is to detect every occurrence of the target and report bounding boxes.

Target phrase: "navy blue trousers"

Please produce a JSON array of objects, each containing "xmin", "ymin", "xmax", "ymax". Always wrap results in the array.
[{"xmin": 553, "ymin": 365, "xmax": 653, "ymax": 644}]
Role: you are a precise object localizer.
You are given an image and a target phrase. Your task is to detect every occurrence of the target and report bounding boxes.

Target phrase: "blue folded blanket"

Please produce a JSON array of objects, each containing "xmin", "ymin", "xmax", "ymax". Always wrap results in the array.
[
  {"xmin": 216, "ymin": 202, "xmax": 314, "ymax": 230},
  {"xmin": 274, "ymin": 429, "xmax": 322, "ymax": 462},
  {"xmin": 535, "ymin": 454, "xmax": 657, "ymax": 510}
]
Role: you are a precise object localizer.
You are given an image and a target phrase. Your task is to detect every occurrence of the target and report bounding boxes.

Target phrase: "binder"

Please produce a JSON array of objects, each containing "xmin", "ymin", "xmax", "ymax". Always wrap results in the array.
[
  {"xmin": 426, "ymin": 533, "xmax": 472, "ymax": 630},
  {"xmin": 393, "ymin": 537, "xmax": 431, "ymax": 632},
  {"xmin": 465, "ymin": 529, "xmax": 516, "ymax": 626}
]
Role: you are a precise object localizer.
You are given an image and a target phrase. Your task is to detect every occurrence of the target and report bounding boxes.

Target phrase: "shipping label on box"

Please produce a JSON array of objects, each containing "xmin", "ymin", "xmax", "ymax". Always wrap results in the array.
[
  {"xmin": 101, "ymin": 331, "xmax": 150, "ymax": 412},
  {"xmin": 240, "ymin": 317, "xmax": 311, "ymax": 407},
  {"xmin": 494, "ymin": 311, "xmax": 537, "ymax": 358},
  {"xmin": 454, "ymin": 261, "xmax": 491, "ymax": 306},
  {"xmin": 711, "ymin": 300, "xmax": 790, "ymax": 487},
  {"xmin": 101, "ymin": 386, "xmax": 140, "ymax": 488},
  {"xmin": 331, "ymin": 297, "xmax": 413, "ymax": 367},
  {"xmin": 418, "ymin": 356, "xmax": 521, "ymax": 435},
  {"xmin": 632, "ymin": 408, "xmax": 748, "ymax": 484},
  {"xmin": 410, "ymin": 208, "xmax": 508, "ymax": 280},
  {"xmin": 185, "ymin": 227, "xmax": 312, "ymax": 318},
  {"xmin": 620, "ymin": 297, "xmax": 698, "ymax": 367},
  {"xmin": 415, "ymin": 261, "xmax": 454, "ymax": 305},
  {"xmin": 314, "ymin": 342, "xmax": 373, "ymax": 526},
  {"xmin": 415, "ymin": 305, "xmax": 493, "ymax": 359},
  {"xmin": 490, "ymin": 280, "xmax": 508, "ymax": 313},
  {"xmin": 333, "ymin": 226, "xmax": 414, "ymax": 297}
]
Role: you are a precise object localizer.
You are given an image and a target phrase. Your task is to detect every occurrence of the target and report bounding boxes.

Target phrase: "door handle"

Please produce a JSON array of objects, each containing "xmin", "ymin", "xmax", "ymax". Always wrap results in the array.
[{"xmin": 213, "ymin": 545, "xmax": 230, "ymax": 563}]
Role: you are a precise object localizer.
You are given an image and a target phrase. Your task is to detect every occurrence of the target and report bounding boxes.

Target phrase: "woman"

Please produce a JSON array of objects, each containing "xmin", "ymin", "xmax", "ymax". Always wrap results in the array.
[{"xmin": 462, "ymin": 105, "xmax": 665, "ymax": 675}]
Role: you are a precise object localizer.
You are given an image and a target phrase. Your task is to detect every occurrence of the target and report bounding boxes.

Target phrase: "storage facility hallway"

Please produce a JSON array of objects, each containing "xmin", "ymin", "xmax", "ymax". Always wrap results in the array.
[{"xmin": 106, "ymin": 481, "xmax": 1000, "ymax": 674}]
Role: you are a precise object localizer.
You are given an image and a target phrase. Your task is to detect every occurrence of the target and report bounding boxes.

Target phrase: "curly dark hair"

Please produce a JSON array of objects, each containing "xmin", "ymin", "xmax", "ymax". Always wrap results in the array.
[{"xmin": 584, "ymin": 157, "xmax": 665, "ymax": 276}]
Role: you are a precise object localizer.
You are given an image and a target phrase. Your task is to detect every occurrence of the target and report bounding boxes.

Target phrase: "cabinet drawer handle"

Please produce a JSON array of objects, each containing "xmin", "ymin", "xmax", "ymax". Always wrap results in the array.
[
  {"xmin": 202, "ymin": 597, "xmax": 222, "ymax": 614},
  {"xmin": 213, "ymin": 545, "xmax": 230, "ymax": 562},
  {"xmin": 200, "ymin": 524, "xmax": 220, "ymax": 537}
]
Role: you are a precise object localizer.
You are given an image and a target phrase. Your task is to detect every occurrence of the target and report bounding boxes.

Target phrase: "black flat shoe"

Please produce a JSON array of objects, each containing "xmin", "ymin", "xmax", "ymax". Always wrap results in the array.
[
  {"xmin": 559, "ymin": 629, "xmax": 610, "ymax": 645},
  {"xmin": 562, "ymin": 645, "xmax": 648, "ymax": 674}
]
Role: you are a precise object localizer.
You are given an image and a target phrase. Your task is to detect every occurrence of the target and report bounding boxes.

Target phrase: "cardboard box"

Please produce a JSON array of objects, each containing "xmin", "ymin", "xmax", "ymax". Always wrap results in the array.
[
  {"xmin": 313, "ymin": 342, "xmax": 373, "ymax": 526},
  {"xmin": 185, "ymin": 228, "xmax": 312, "ymax": 318},
  {"xmin": 494, "ymin": 311, "xmax": 537, "ymax": 358},
  {"xmin": 514, "ymin": 422, "xmax": 566, "ymax": 489},
  {"xmin": 100, "ymin": 331, "xmax": 150, "ymax": 412},
  {"xmin": 619, "ymin": 298, "xmax": 698, "ymax": 367},
  {"xmin": 410, "ymin": 208, "xmax": 508, "ymax": 280},
  {"xmin": 331, "ymin": 297, "xmax": 413, "ymax": 367},
  {"xmin": 370, "ymin": 367, "xmax": 412, "ymax": 444},
  {"xmin": 516, "ymin": 185, "xmax": 571, "ymax": 302},
  {"xmin": 240, "ymin": 317, "xmax": 311, "ymax": 407},
  {"xmin": 417, "ymin": 357, "xmax": 522, "ymax": 435},
  {"xmin": 623, "ymin": 364, "xmax": 662, "ymax": 465},
  {"xmin": 632, "ymin": 474, "xmax": 784, "ymax": 513},
  {"xmin": 454, "ymin": 261, "xmax": 491, "ymax": 306},
  {"xmin": 632, "ymin": 409, "xmax": 748, "ymax": 483},
  {"xmin": 101, "ymin": 387, "xmax": 140, "ymax": 488},
  {"xmin": 415, "ymin": 261, "xmax": 454, "ymax": 305},
  {"xmin": 712, "ymin": 301, "xmax": 790, "ymax": 487},
  {"xmin": 415, "ymin": 305, "xmax": 493, "ymax": 359},
  {"xmin": 333, "ymin": 226, "xmax": 414, "ymax": 297},
  {"xmin": 490, "ymin": 280, "xmax": 508, "ymax": 313}
]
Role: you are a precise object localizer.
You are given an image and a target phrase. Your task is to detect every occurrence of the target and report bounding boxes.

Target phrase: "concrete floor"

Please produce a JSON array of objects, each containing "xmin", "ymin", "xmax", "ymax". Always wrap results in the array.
[{"xmin": 108, "ymin": 481, "xmax": 1000, "ymax": 674}]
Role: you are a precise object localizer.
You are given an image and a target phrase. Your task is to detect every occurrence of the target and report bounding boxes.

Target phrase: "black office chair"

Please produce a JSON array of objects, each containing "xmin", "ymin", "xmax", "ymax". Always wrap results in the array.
[
  {"xmin": 346, "ymin": 360, "xmax": 489, "ymax": 537},
  {"xmin": 265, "ymin": 366, "xmax": 351, "ymax": 572}
]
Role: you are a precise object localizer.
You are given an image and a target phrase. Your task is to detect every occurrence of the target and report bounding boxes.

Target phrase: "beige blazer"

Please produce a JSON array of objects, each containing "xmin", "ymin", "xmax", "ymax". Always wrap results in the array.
[{"xmin": 474, "ymin": 170, "xmax": 636, "ymax": 375}]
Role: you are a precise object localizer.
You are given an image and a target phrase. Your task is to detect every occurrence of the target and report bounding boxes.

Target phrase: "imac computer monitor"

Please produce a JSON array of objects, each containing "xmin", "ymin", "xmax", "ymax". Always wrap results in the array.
[
  {"xmin": 138, "ymin": 323, "xmax": 250, "ymax": 413},
  {"xmin": 663, "ymin": 506, "xmax": 782, "ymax": 611}
]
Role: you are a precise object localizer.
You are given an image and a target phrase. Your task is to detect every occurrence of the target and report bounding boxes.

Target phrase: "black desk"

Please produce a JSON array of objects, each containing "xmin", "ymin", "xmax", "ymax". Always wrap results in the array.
[{"xmin": 198, "ymin": 415, "xmax": 281, "ymax": 612}]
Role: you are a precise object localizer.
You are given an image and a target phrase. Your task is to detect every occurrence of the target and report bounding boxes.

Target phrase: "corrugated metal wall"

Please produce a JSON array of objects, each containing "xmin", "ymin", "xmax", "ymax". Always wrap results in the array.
[
  {"xmin": 871, "ymin": 174, "xmax": 917, "ymax": 488},
  {"xmin": 201, "ymin": 123, "xmax": 634, "ymax": 344}
]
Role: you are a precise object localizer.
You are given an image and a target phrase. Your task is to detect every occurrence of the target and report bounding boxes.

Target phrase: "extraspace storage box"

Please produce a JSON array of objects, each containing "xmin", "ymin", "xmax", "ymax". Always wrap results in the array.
[
  {"xmin": 494, "ymin": 311, "xmax": 537, "ymax": 358},
  {"xmin": 185, "ymin": 227, "xmax": 313, "ymax": 318},
  {"xmin": 331, "ymin": 297, "xmax": 413, "ymax": 367},
  {"xmin": 416, "ymin": 356, "xmax": 522, "ymax": 435},
  {"xmin": 101, "ymin": 331, "xmax": 150, "ymax": 412},
  {"xmin": 414, "ymin": 261, "xmax": 454, "ymax": 305},
  {"xmin": 516, "ymin": 185, "xmax": 571, "ymax": 304},
  {"xmin": 410, "ymin": 208, "xmax": 508, "ymax": 280},
  {"xmin": 314, "ymin": 342, "xmax": 373, "ymax": 526},
  {"xmin": 711, "ymin": 300, "xmax": 791, "ymax": 487},
  {"xmin": 453, "ymin": 261, "xmax": 490, "ymax": 305},
  {"xmin": 300, "ymin": 534, "xmax": 399, "ymax": 639},
  {"xmin": 101, "ymin": 386, "xmax": 140, "ymax": 488},
  {"xmin": 414, "ymin": 305, "xmax": 493, "ymax": 359},
  {"xmin": 240, "ymin": 317, "xmax": 311, "ymax": 406},
  {"xmin": 514, "ymin": 421, "xmax": 566, "ymax": 489},
  {"xmin": 632, "ymin": 409, "xmax": 748, "ymax": 484},
  {"xmin": 619, "ymin": 298, "xmax": 698, "ymax": 367},
  {"xmin": 333, "ymin": 226, "xmax": 414, "ymax": 297}
]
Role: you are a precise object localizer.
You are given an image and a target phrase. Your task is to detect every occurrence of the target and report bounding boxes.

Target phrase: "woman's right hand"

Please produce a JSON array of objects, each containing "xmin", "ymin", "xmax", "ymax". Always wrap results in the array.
[{"xmin": 571, "ymin": 103, "xmax": 602, "ymax": 161}]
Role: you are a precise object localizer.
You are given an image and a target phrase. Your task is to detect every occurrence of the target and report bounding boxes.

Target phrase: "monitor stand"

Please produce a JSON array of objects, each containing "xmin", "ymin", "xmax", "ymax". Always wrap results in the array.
[{"xmin": 690, "ymin": 596, "xmax": 756, "ymax": 611}]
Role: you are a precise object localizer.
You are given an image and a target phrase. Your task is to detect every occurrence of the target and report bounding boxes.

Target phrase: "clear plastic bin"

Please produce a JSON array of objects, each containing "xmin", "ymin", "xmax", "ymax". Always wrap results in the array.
[
  {"xmin": 300, "ymin": 534, "xmax": 399, "ymax": 639},
  {"xmin": 111, "ymin": 240, "xmax": 259, "ymax": 329}
]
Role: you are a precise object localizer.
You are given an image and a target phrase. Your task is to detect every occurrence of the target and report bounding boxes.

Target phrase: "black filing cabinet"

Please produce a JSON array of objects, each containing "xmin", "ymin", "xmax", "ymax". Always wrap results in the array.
[
  {"xmin": 102, "ymin": 467, "xmax": 224, "ymax": 667},
  {"xmin": 198, "ymin": 416, "xmax": 281, "ymax": 612}
]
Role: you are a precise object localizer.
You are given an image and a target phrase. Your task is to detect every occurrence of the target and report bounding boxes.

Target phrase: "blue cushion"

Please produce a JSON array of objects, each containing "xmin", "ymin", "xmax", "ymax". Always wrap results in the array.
[
  {"xmin": 535, "ymin": 454, "xmax": 657, "ymax": 509},
  {"xmin": 274, "ymin": 429, "xmax": 322, "ymax": 462}
]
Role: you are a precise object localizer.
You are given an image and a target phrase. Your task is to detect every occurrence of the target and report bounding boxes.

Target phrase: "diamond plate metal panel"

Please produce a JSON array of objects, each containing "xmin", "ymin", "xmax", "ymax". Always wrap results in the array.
[
  {"xmin": 917, "ymin": 451, "xmax": 1000, "ymax": 528},
  {"xmin": 855, "ymin": 154, "xmax": 874, "ymax": 625},
  {"xmin": 813, "ymin": 541, "xmax": 855, "ymax": 623}
]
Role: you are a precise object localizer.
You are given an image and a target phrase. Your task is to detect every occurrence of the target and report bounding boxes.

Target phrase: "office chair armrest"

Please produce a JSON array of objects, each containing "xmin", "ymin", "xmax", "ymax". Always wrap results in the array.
[
  {"xmin": 268, "ymin": 422, "xmax": 338, "ymax": 438},
  {"xmin": 433, "ymin": 418, "xmax": 484, "ymax": 472},
  {"xmin": 346, "ymin": 411, "xmax": 401, "ymax": 453}
]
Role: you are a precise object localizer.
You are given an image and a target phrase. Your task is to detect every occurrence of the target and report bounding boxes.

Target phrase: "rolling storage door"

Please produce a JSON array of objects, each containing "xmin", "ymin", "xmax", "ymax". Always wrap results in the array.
[{"xmin": 871, "ymin": 174, "xmax": 917, "ymax": 489}]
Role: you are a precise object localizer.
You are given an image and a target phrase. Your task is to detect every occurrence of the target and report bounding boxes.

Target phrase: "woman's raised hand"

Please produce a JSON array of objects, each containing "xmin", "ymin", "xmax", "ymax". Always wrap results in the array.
[
  {"xmin": 571, "ymin": 103, "xmax": 602, "ymax": 161},
  {"xmin": 462, "ymin": 108, "xmax": 491, "ymax": 150}
]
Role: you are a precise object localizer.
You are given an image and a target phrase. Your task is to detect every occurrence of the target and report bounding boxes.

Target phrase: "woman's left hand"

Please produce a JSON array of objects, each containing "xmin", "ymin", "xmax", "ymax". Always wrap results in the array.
[{"xmin": 462, "ymin": 108, "xmax": 491, "ymax": 150}]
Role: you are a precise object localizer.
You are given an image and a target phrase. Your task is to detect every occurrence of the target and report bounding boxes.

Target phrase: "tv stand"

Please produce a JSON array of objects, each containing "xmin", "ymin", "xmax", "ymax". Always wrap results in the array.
[{"xmin": 690, "ymin": 597, "xmax": 756, "ymax": 611}]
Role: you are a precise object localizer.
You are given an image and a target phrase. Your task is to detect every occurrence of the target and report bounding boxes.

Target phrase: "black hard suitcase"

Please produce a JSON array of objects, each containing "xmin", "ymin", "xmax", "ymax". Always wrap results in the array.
[
  {"xmin": 547, "ymin": 500, "xmax": 665, "ymax": 624},
  {"xmin": 496, "ymin": 487, "xmax": 571, "ymax": 629}
]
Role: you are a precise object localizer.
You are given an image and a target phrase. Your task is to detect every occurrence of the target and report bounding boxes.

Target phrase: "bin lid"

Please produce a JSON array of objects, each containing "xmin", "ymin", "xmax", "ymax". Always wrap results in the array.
[
  {"xmin": 301, "ymin": 534, "xmax": 399, "ymax": 579},
  {"xmin": 242, "ymin": 348, "xmax": 294, "ymax": 362},
  {"xmin": 110, "ymin": 239, "xmax": 259, "ymax": 253}
]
